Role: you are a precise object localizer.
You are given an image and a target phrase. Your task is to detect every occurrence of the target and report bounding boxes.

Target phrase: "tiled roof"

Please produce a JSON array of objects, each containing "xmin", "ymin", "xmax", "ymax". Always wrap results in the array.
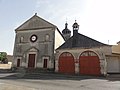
[{"xmin": 57, "ymin": 33, "xmax": 110, "ymax": 49}]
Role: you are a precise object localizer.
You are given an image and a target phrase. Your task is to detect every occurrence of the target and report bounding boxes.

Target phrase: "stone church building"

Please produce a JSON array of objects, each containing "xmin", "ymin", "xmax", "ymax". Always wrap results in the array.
[
  {"xmin": 13, "ymin": 13, "xmax": 64, "ymax": 70},
  {"xmin": 13, "ymin": 14, "xmax": 120, "ymax": 76}
]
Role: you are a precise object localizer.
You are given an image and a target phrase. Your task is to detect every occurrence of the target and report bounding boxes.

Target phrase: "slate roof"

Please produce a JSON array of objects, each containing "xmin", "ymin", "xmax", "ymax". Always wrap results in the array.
[
  {"xmin": 62, "ymin": 23, "xmax": 71, "ymax": 34},
  {"xmin": 62, "ymin": 28, "xmax": 71, "ymax": 34},
  {"xmin": 15, "ymin": 13, "xmax": 57, "ymax": 31},
  {"xmin": 57, "ymin": 33, "xmax": 110, "ymax": 49}
]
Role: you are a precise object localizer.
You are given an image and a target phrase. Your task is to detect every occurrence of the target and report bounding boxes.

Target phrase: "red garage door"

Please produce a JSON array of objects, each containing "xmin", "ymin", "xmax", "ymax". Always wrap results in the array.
[
  {"xmin": 59, "ymin": 52, "xmax": 75, "ymax": 74},
  {"xmin": 79, "ymin": 51, "xmax": 101, "ymax": 75}
]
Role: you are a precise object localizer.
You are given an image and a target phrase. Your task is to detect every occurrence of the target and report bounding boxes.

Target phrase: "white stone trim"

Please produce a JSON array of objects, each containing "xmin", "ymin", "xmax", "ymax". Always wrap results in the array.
[
  {"xmin": 26, "ymin": 50, "xmax": 37, "ymax": 68},
  {"xmin": 42, "ymin": 56, "xmax": 50, "ymax": 68},
  {"xmin": 17, "ymin": 28, "xmax": 54, "ymax": 33}
]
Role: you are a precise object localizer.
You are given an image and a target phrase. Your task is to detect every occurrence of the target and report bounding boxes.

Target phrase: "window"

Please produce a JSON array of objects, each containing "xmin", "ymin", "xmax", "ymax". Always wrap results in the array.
[
  {"xmin": 60, "ymin": 52, "xmax": 72, "ymax": 57},
  {"xmin": 81, "ymin": 51, "xmax": 97, "ymax": 56},
  {"xmin": 20, "ymin": 37, "xmax": 24, "ymax": 43},
  {"xmin": 45, "ymin": 34, "xmax": 50, "ymax": 41},
  {"xmin": 17, "ymin": 59, "xmax": 20, "ymax": 67}
]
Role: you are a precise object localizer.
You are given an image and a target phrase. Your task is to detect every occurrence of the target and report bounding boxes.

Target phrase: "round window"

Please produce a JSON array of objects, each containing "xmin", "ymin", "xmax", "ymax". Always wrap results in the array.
[{"xmin": 30, "ymin": 34, "xmax": 37, "ymax": 42}]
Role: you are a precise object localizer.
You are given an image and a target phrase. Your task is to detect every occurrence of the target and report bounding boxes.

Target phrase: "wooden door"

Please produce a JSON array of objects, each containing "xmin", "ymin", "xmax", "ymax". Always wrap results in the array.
[
  {"xmin": 28, "ymin": 54, "xmax": 36, "ymax": 68},
  {"xmin": 43, "ymin": 59, "xmax": 48, "ymax": 68},
  {"xmin": 59, "ymin": 52, "xmax": 75, "ymax": 74},
  {"xmin": 79, "ymin": 51, "xmax": 101, "ymax": 75}
]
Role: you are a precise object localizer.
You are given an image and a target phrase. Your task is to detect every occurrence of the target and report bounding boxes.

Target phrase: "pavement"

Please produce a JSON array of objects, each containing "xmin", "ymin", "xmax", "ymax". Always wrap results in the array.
[
  {"xmin": 0, "ymin": 73, "xmax": 120, "ymax": 90},
  {"xmin": 0, "ymin": 83, "xmax": 35, "ymax": 90}
]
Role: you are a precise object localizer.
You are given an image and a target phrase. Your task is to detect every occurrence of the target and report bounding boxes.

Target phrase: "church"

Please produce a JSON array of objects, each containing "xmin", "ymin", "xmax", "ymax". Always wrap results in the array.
[
  {"xmin": 13, "ymin": 14, "xmax": 120, "ymax": 76},
  {"xmin": 13, "ymin": 13, "xmax": 64, "ymax": 70}
]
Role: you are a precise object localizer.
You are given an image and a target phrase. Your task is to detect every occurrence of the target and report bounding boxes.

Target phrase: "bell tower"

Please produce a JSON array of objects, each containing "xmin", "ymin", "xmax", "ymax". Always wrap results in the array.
[
  {"xmin": 72, "ymin": 20, "xmax": 79, "ymax": 36},
  {"xmin": 72, "ymin": 20, "xmax": 79, "ymax": 47},
  {"xmin": 62, "ymin": 22, "xmax": 71, "ymax": 41}
]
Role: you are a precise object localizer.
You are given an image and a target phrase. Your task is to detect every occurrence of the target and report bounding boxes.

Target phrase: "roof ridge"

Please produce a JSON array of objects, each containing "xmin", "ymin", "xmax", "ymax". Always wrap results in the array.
[
  {"xmin": 78, "ymin": 33, "xmax": 109, "ymax": 46},
  {"xmin": 15, "ymin": 14, "xmax": 57, "ymax": 31}
]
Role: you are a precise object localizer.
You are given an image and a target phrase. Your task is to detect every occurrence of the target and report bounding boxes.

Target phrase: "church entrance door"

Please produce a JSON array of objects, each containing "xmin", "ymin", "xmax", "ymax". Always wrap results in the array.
[{"xmin": 28, "ymin": 54, "xmax": 36, "ymax": 68}]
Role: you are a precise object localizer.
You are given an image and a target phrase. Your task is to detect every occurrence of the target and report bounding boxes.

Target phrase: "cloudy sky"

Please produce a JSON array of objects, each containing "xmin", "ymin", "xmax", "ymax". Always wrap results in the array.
[{"xmin": 0, "ymin": 0, "xmax": 120, "ymax": 55}]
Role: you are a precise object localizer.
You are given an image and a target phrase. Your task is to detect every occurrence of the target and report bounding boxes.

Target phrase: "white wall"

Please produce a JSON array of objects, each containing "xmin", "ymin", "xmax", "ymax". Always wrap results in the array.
[{"xmin": 54, "ymin": 29, "xmax": 65, "ymax": 50}]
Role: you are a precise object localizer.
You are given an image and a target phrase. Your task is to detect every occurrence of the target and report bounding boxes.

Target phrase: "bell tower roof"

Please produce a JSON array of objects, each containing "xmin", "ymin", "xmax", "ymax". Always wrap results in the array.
[
  {"xmin": 62, "ymin": 22, "xmax": 71, "ymax": 34},
  {"xmin": 62, "ymin": 22, "xmax": 71, "ymax": 41},
  {"xmin": 72, "ymin": 20, "xmax": 79, "ymax": 30}
]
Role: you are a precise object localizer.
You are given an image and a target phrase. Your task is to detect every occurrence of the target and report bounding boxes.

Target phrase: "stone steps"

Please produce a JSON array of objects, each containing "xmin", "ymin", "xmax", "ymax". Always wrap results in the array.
[
  {"xmin": 22, "ymin": 72, "xmax": 104, "ymax": 79},
  {"xmin": 105, "ymin": 74, "xmax": 120, "ymax": 80},
  {"xmin": 23, "ymin": 72, "xmax": 55, "ymax": 79},
  {"xmin": 26, "ymin": 68, "xmax": 54, "ymax": 73},
  {"xmin": 14, "ymin": 68, "xmax": 55, "ymax": 78},
  {"xmin": 0, "ymin": 69, "xmax": 12, "ymax": 73}
]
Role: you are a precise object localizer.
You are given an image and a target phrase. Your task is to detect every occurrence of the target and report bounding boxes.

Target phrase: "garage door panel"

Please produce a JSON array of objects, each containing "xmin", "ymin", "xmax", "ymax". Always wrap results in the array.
[
  {"xmin": 59, "ymin": 52, "xmax": 75, "ymax": 74},
  {"xmin": 79, "ymin": 51, "xmax": 101, "ymax": 75},
  {"xmin": 107, "ymin": 58, "xmax": 120, "ymax": 73}
]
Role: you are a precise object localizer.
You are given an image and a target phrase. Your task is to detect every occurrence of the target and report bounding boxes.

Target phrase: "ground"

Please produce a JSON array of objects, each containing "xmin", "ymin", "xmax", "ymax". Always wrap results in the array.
[{"xmin": 0, "ymin": 73, "xmax": 120, "ymax": 90}]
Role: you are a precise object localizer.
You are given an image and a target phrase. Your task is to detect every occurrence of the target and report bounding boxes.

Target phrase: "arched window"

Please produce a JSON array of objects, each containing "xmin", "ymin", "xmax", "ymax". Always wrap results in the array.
[
  {"xmin": 45, "ymin": 34, "xmax": 50, "ymax": 41},
  {"xmin": 20, "ymin": 36, "xmax": 24, "ymax": 43},
  {"xmin": 60, "ymin": 52, "xmax": 73, "ymax": 57},
  {"xmin": 81, "ymin": 51, "xmax": 97, "ymax": 56}
]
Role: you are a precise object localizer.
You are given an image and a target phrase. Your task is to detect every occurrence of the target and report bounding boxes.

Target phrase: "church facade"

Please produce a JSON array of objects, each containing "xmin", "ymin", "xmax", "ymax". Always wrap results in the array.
[{"xmin": 13, "ymin": 13, "xmax": 64, "ymax": 70}]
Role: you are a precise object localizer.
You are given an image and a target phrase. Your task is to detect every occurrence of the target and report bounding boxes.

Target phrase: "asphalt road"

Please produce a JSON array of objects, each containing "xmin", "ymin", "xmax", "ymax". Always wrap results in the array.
[{"xmin": 0, "ymin": 73, "xmax": 120, "ymax": 90}]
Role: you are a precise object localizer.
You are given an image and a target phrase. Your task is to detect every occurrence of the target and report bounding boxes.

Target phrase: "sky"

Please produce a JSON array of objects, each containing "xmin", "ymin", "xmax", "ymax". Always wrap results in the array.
[{"xmin": 0, "ymin": 0, "xmax": 120, "ymax": 55}]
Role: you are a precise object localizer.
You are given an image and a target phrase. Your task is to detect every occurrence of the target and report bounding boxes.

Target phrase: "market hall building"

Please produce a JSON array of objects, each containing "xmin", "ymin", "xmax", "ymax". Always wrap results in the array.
[
  {"xmin": 13, "ymin": 13, "xmax": 64, "ymax": 70},
  {"xmin": 55, "ymin": 21, "xmax": 112, "ymax": 76}
]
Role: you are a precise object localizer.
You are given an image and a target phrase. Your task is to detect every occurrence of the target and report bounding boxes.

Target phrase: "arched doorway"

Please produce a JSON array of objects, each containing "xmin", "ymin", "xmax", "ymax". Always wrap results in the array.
[
  {"xmin": 79, "ymin": 51, "xmax": 101, "ymax": 75},
  {"xmin": 58, "ymin": 52, "xmax": 75, "ymax": 74}
]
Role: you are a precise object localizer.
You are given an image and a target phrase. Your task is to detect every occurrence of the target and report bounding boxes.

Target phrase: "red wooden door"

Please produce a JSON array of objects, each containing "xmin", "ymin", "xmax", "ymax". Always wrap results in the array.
[
  {"xmin": 59, "ymin": 52, "xmax": 75, "ymax": 74},
  {"xmin": 79, "ymin": 51, "xmax": 101, "ymax": 75},
  {"xmin": 17, "ymin": 59, "xmax": 20, "ymax": 67},
  {"xmin": 28, "ymin": 54, "xmax": 36, "ymax": 68},
  {"xmin": 43, "ymin": 59, "xmax": 47, "ymax": 68}
]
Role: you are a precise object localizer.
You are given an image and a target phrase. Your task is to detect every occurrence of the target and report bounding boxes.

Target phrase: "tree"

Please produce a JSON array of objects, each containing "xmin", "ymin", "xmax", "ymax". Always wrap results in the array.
[{"xmin": 0, "ymin": 52, "xmax": 8, "ymax": 64}]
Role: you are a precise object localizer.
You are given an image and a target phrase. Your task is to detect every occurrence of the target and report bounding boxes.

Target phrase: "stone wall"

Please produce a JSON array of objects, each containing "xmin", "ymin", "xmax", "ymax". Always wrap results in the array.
[{"xmin": 55, "ymin": 46, "xmax": 112, "ymax": 75}]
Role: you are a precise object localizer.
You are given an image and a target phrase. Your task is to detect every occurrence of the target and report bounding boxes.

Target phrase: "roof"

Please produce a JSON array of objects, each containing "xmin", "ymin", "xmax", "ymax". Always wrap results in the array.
[
  {"xmin": 57, "ymin": 33, "xmax": 110, "ymax": 49},
  {"xmin": 15, "ymin": 13, "xmax": 57, "ymax": 31},
  {"xmin": 62, "ymin": 23, "xmax": 71, "ymax": 34},
  {"xmin": 62, "ymin": 28, "xmax": 71, "ymax": 34}
]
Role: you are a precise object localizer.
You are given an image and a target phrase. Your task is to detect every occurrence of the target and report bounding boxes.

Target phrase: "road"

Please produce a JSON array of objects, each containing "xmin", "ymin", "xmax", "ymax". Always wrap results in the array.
[{"xmin": 0, "ymin": 73, "xmax": 120, "ymax": 90}]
